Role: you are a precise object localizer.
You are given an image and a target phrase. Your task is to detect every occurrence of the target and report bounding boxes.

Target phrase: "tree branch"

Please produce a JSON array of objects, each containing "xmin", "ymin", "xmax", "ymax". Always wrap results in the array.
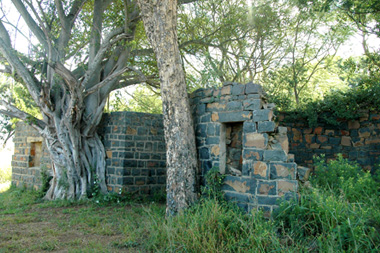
[
  {"xmin": 0, "ymin": 99, "xmax": 45, "ymax": 130},
  {"xmin": 11, "ymin": 0, "xmax": 48, "ymax": 49}
]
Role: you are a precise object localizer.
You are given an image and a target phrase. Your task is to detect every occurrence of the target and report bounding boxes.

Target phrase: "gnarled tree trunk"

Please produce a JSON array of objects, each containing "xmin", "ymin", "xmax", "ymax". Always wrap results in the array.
[{"xmin": 137, "ymin": 0, "xmax": 199, "ymax": 215}]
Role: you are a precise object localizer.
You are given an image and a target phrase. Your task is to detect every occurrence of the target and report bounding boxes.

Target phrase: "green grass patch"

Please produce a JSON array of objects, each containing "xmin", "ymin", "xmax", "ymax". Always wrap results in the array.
[{"xmin": 0, "ymin": 156, "xmax": 379, "ymax": 252}]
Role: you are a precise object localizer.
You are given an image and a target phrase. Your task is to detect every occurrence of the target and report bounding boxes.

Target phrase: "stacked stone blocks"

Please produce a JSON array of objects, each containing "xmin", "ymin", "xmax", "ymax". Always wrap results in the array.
[
  {"xmin": 99, "ymin": 112, "xmax": 166, "ymax": 195},
  {"xmin": 279, "ymin": 110, "xmax": 380, "ymax": 171},
  {"xmin": 191, "ymin": 82, "xmax": 298, "ymax": 213},
  {"xmin": 12, "ymin": 122, "xmax": 51, "ymax": 190}
]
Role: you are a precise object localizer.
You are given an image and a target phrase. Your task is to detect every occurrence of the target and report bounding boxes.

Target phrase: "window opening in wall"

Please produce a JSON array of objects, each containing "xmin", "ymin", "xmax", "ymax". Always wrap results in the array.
[
  {"xmin": 220, "ymin": 122, "xmax": 243, "ymax": 175},
  {"xmin": 29, "ymin": 142, "xmax": 42, "ymax": 167}
]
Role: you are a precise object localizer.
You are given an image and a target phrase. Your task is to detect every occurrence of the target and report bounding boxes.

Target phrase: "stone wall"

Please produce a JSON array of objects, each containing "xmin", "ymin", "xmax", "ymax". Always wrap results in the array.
[
  {"xmin": 279, "ymin": 111, "xmax": 380, "ymax": 172},
  {"xmin": 12, "ymin": 122, "xmax": 51, "ymax": 190},
  {"xmin": 190, "ymin": 82, "xmax": 298, "ymax": 214},
  {"xmin": 99, "ymin": 112, "xmax": 166, "ymax": 195},
  {"xmin": 12, "ymin": 112, "xmax": 167, "ymax": 195}
]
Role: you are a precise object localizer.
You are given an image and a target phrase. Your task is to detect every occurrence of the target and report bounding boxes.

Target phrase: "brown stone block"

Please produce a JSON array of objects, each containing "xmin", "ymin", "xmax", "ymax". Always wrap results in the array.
[
  {"xmin": 126, "ymin": 126, "xmax": 137, "ymax": 135},
  {"xmin": 221, "ymin": 85, "xmax": 231, "ymax": 95},
  {"xmin": 106, "ymin": 150, "xmax": 113, "ymax": 158},
  {"xmin": 245, "ymin": 133, "xmax": 268, "ymax": 149},
  {"xmin": 353, "ymin": 139, "xmax": 364, "ymax": 147},
  {"xmin": 314, "ymin": 127, "xmax": 323, "ymax": 135},
  {"xmin": 253, "ymin": 161, "xmax": 268, "ymax": 178},
  {"xmin": 303, "ymin": 128, "xmax": 313, "ymax": 134},
  {"xmin": 325, "ymin": 130, "xmax": 334, "ymax": 136},
  {"xmin": 305, "ymin": 134, "xmax": 315, "ymax": 144},
  {"xmin": 258, "ymin": 182, "xmax": 276, "ymax": 195},
  {"xmin": 278, "ymin": 180, "xmax": 298, "ymax": 196},
  {"xmin": 317, "ymin": 135, "xmax": 328, "ymax": 143},
  {"xmin": 341, "ymin": 136, "xmax": 352, "ymax": 146},
  {"xmin": 340, "ymin": 130, "xmax": 349, "ymax": 136},
  {"xmin": 348, "ymin": 120, "xmax": 360, "ymax": 129},
  {"xmin": 277, "ymin": 136, "xmax": 289, "ymax": 154},
  {"xmin": 292, "ymin": 128, "xmax": 302, "ymax": 142},
  {"xmin": 321, "ymin": 145, "xmax": 332, "ymax": 149},
  {"xmin": 309, "ymin": 143, "xmax": 320, "ymax": 149},
  {"xmin": 211, "ymin": 113, "xmax": 219, "ymax": 122},
  {"xmin": 211, "ymin": 145, "xmax": 220, "ymax": 156},
  {"xmin": 365, "ymin": 138, "xmax": 380, "ymax": 145},
  {"xmin": 207, "ymin": 102, "xmax": 226, "ymax": 110}
]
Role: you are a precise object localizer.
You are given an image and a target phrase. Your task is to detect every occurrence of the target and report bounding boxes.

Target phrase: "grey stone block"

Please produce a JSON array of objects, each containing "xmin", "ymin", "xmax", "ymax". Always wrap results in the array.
[
  {"xmin": 257, "ymin": 196, "xmax": 279, "ymax": 205},
  {"xmin": 243, "ymin": 99, "xmax": 262, "ymax": 110},
  {"xmin": 227, "ymin": 101, "xmax": 243, "ymax": 111},
  {"xmin": 222, "ymin": 175, "xmax": 257, "ymax": 194},
  {"xmin": 231, "ymin": 83, "xmax": 245, "ymax": 95},
  {"xmin": 218, "ymin": 111, "xmax": 252, "ymax": 122},
  {"xmin": 245, "ymin": 82, "xmax": 263, "ymax": 94},
  {"xmin": 258, "ymin": 121, "xmax": 276, "ymax": 133},
  {"xmin": 252, "ymin": 109, "xmax": 272, "ymax": 122},
  {"xmin": 270, "ymin": 162, "xmax": 297, "ymax": 180},
  {"xmin": 263, "ymin": 150, "xmax": 287, "ymax": 162},
  {"xmin": 223, "ymin": 191, "xmax": 250, "ymax": 203},
  {"xmin": 243, "ymin": 121, "xmax": 256, "ymax": 133}
]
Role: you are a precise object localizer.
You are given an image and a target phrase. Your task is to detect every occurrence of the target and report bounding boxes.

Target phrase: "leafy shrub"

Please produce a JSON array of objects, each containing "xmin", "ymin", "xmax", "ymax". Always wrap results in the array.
[
  {"xmin": 0, "ymin": 166, "xmax": 11, "ymax": 183},
  {"xmin": 274, "ymin": 156, "xmax": 380, "ymax": 252},
  {"xmin": 279, "ymin": 84, "xmax": 380, "ymax": 127},
  {"xmin": 201, "ymin": 167, "xmax": 226, "ymax": 201},
  {"xmin": 311, "ymin": 154, "xmax": 380, "ymax": 202}
]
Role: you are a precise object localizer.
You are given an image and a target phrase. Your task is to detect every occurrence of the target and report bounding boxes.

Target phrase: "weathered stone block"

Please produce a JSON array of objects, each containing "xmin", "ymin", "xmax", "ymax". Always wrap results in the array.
[
  {"xmin": 341, "ymin": 136, "xmax": 352, "ymax": 146},
  {"xmin": 263, "ymin": 150, "xmax": 287, "ymax": 162},
  {"xmin": 243, "ymin": 99, "xmax": 262, "ymax": 111},
  {"xmin": 227, "ymin": 101, "xmax": 243, "ymax": 111},
  {"xmin": 199, "ymin": 147, "xmax": 210, "ymax": 160},
  {"xmin": 348, "ymin": 120, "xmax": 360, "ymax": 129},
  {"xmin": 252, "ymin": 109, "xmax": 273, "ymax": 122},
  {"xmin": 243, "ymin": 121, "xmax": 256, "ymax": 133},
  {"xmin": 359, "ymin": 128, "xmax": 371, "ymax": 138},
  {"xmin": 207, "ymin": 102, "xmax": 226, "ymax": 111},
  {"xmin": 270, "ymin": 162, "xmax": 296, "ymax": 180},
  {"xmin": 222, "ymin": 175, "xmax": 256, "ymax": 194},
  {"xmin": 257, "ymin": 196, "xmax": 279, "ymax": 205},
  {"xmin": 277, "ymin": 180, "xmax": 298, "ymax": 196},
  {"xmin": 252, "ymin": 161, "xmax": 269, "ymax": 179},
  {"xmin": 258, "ymin": 121, "xmax": 275, "ymax": 133},
  {"xmin": 243, "ymin": 148, "xmax": 263, "ymax": 161},
  {"xmin": 292, "ymin": 128, "xmax": 302, "ymax": 142},
  {"xmin": 223, "ymin": 191, "xmax": 250, "ymax": 203},
  {"xmin": 297, "ymin": 166, "xmax": 312, "ymax": 182},
  {"xmin": 245, "ymin": 82, "xmax": 263, "ymax": 94},
  {"xmin": 231, "ymin": 83, "xmax": 245, "ymax": 95},
  {"xmin": 244, "ymin": 133, "xmax": 268, "ymax": 149},
  {"xmin": 218, "ymin": 111, "xmax": 252, "ymax": 122},
  {"xmin": 257, "ymin": 181, "xmax": 277, "ymax": 195},
  {"xmin": 221, "ymin": 85, "xmax": 231, "ymax": 95}
]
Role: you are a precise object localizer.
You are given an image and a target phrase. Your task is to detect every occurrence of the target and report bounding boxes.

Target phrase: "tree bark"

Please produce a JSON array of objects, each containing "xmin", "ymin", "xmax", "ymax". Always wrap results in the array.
[{"xmin": 137, "ymin": 0, "xmax": 199, "ymax": 215}]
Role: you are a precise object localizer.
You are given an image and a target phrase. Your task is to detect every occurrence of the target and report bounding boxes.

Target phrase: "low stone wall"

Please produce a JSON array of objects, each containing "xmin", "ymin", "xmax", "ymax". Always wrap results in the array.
[
  {"xmin": 279, "ymin": 111, "xmax": 380, "ymax": 172},
  {"xmin": 12, "ymin": 112, "xmax": 167, "ymax": 195},
  {"xmin": 99, "ymin": 112, "xmax": 166, "ymax": 195},
  {"xmin": 12, "ymin": 122, "xmax": 51, "ymax": 190}
]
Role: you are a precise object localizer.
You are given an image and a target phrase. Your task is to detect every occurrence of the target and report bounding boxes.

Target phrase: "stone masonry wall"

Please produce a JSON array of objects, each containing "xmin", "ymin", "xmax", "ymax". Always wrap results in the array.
[
  {"xmin": 12, "ymin": 122, "xmax": 51, "ymax": 190},
  {"xmin": 12, "ymin": 112, "xmax": 167, "ymax": 196},
  {"xmin": 190, "ymin": 82, "xmax": 298, "ymax": 214},
  {"xmin": 279, "ymin": 111, "xmax": 380, "ymax": 172},
  {"xmin": 99, "ymin": 112, "xmax": 166, "ymax": 195}
]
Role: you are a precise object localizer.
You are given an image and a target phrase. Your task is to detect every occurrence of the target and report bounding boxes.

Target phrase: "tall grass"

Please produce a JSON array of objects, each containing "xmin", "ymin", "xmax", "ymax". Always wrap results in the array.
[{"xmin": 1, "ymin": 155, "xmax": 379, "ymax": 252}]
